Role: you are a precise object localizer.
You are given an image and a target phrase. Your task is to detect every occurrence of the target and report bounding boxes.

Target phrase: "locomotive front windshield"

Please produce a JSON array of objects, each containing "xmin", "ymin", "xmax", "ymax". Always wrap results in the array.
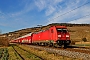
[{"xmin": 57, "ymin": 28, "xmax": 68, "ymax": 33}]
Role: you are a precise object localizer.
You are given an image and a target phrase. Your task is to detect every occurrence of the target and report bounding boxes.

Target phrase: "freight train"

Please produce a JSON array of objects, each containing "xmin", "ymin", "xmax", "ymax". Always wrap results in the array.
[{"xmin": 10, "ymin": 26, "xmax": 71, "ymax": 48}]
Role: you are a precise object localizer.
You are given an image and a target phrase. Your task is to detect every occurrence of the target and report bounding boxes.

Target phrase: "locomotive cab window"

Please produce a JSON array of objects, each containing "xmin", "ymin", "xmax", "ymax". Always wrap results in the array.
[{"xmin": 57, "ymin": 28, "xmax": 67, "ymax": 33}]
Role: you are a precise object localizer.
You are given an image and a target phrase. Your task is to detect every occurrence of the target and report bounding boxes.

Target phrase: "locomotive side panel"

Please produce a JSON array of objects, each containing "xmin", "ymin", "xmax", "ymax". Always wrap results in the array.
[
  {"xmin": 32, "ymin": 26, "xmax": 59, "ymax": 44},
  {"xmin": 32, "ymin": 30, "xmax": 50, "ymax": 43},
  {"xmin": 40, "ymin": 30, "xmax": 50, "ymax": 41}
]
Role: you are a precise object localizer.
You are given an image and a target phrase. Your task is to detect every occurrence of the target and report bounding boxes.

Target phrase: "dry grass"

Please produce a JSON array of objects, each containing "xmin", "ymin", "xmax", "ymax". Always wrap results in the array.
[{"xmin": 75, "ymin": 41, "xmax": 90, "ymax": 44}]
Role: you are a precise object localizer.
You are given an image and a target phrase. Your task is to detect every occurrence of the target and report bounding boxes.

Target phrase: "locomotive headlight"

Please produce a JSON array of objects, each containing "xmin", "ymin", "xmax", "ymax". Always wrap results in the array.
[
  {"xmin": 58, "ymin": 35, "xmax": 61, "ymax": 37},
  {"xmin": 66, "ymin": 35, "xmax": 69, "ymax": 37}
]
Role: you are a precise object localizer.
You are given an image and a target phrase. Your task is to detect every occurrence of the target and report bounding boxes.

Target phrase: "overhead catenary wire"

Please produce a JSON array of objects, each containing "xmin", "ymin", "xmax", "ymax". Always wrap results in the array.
[
  {"xmin": 46, "ymin": 1, "xmax": 90, "ymax": 23},
  {"xmin": 70, "ymin": 13, "xmax": 90, "ymax": 21}
]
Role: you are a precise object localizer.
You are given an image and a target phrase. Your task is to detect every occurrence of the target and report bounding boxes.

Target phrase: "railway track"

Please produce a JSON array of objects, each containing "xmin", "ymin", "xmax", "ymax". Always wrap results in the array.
[
  {"xmin": 27, "ymin": 45, "xmax": 90, "ymax": 60},
  {"xmin": 16, "ymin": 45, "xmax": 44, "ymax": 60},
  {"xmin": 12, "ymin": 45, "xmax": 43, "ymax": 60},
  {"xmin": 12, "ymin": 46, "xmax": 24, "ymax": 60}
]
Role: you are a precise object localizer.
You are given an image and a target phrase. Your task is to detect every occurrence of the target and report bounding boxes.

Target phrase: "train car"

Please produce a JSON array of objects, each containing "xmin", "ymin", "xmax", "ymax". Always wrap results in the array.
[
  {"xmin": 10, "ymin": 39, "xmax": 18, "ymax": 43},
  {"xmin": 18, "ymin": 33, "xmax": 32, "ymax": 44},
  {"xmin": 32, "ymin": 26, "xmax": 71, "ymax": 47},
  {"xmin": 10, "ymin": 33, "xmax": 32, "ymax": 44}
]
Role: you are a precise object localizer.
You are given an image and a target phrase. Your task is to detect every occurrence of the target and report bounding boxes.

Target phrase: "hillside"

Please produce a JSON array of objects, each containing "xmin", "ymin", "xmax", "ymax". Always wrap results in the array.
[
  {"xmin": 0, "ymin": 23, "xmax": 90, "ymax": 42},
  {"xmin": 67, "ymin": 26, "xmax": 90, "ymax": 42}
]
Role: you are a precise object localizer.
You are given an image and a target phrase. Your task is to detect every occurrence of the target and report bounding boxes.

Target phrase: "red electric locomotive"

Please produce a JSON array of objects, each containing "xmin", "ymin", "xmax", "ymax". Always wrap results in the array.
[
  {"xmin": 10, "ymin": 26, "xmax": 71, "ymax": 48},
  {"xmin": 32, "ymin": 26, "xmax": 71, "ymax": 47}
]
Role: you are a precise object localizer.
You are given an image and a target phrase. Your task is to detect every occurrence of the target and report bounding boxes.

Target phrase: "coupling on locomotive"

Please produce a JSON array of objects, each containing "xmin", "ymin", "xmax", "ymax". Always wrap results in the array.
[{"xmin": 10, "ymin": 26, "xmax": 71, "ymax": 48}]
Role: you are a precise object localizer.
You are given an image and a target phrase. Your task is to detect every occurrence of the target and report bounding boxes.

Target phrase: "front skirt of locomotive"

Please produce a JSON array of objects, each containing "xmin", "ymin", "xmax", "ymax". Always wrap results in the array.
[{"xmin": 56, "ymin": 40, "xmax": 71, "ymax": 46}]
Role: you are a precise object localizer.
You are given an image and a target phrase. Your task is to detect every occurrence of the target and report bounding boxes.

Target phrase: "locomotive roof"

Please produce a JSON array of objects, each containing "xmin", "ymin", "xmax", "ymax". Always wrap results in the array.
[{"xmin": 34, "ymin": 26, "xmax": 67, "ymax": 34}]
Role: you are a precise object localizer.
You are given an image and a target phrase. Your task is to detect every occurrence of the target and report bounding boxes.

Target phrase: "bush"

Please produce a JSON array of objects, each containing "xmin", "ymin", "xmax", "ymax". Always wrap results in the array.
[
  {"xmin": 82, "ymin": 37, "xmax": 87, "ymax": 42},
  {"xmin": 0, "ymin": 37, "xmax": 9, "ymax": 46}
]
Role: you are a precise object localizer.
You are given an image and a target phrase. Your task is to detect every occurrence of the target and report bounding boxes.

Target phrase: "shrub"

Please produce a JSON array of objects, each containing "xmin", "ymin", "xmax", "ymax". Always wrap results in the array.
[
  {"xmin": 82, "ymin": 37, "xmax": 87, "ymax": 42},
  {"xmin": 0, "ymin": 37, "xmax": 9, "ymax": 46}
]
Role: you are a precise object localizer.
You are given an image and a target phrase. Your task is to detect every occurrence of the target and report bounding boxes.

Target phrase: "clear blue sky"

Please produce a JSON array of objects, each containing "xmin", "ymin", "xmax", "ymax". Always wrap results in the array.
[{"xmin": 0, "ymin": 0, "xmax": 90, "ymax": 33}]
